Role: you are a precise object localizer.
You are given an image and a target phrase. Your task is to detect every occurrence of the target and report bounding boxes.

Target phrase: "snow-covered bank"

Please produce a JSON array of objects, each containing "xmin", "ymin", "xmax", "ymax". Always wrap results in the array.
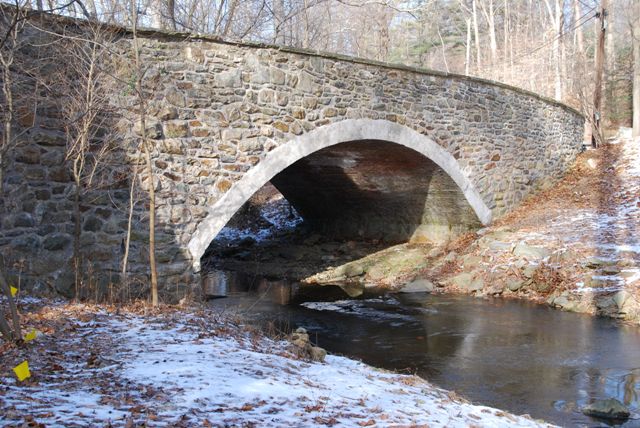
[{"xmin": 0, "ymin": 302, "xmax": 552, "ymax": 427}]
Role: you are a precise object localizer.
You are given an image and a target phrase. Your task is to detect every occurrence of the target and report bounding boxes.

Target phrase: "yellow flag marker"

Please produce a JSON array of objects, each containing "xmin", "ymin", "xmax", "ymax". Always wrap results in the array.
[
  {"xmin": 9, "ymin": 286, "xmax": 18, "ymax": 297},
  {"xmin": 24, "ymin": 329, "xmax": 38, "ymax": 343},
  {"xmin": 13, "ymin": 361, "xmax": 31, "ymax": 381}
]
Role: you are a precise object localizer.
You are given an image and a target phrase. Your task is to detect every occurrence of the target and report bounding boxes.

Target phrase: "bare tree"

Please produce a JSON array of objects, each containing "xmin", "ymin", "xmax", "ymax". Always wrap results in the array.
[
  {"xmin": 0, "ymin": 1, "xmax": 29, "ymax": 197},
  {"xmin": 472, "ymin": 0, "xmax": 481, "ymax": 68},
  {"xmin": 61, "ymin": 24, "xmax": 114, "ymax": 298},
  {"xmin": 478, "ymin": 0, "xmax": 497, "ymax": 64},
  {"xmin": 543, "ymin": 0, "xmax": 565, "ymax": 101},
  {"xmin": 129, "ymin": 0, "xmax": 159, "ymax": 306}
]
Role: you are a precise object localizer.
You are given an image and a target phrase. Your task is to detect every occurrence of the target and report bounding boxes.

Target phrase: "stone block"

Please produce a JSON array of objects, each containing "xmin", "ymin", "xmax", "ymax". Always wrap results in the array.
[
  {"xmin": 134, "ymin": 118, "xmax": 163, "ymax": 139},
  {"xmin": 164, "ymin": 121, "xmax": 189, "ymax": 138},
  {"xmin": 270, "ymin": 67, "xmax": 286, "ymax": 85},
  {"xmin": 42, "ymin": 232, "xmax": 72, "ymax": 251}
]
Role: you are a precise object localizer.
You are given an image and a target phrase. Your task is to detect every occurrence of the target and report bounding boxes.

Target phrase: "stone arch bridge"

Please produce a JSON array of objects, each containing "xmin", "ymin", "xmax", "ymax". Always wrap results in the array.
[{"xmin": 0, "ymin": 16, "xmax": 584, "ymax": 296}]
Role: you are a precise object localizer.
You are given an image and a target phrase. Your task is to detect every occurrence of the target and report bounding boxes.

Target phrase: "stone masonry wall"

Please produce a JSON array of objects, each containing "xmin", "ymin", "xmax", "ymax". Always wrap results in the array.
[{"xmin": 0, "ymin": 14, "xmax": 584, "ymax": 299}]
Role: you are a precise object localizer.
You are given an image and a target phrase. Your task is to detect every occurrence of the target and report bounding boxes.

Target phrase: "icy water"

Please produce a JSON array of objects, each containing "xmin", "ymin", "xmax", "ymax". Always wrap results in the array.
[{"xmin": 205, "ymin": 271, "xmax": 640, "ymax": 427}]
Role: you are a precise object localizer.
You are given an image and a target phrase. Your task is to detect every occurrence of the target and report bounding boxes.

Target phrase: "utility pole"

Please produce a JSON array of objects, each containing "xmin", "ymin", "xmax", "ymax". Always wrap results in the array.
[{"xmin": 592, "ymin": 0, "xmax": 607, "ymax": 148}]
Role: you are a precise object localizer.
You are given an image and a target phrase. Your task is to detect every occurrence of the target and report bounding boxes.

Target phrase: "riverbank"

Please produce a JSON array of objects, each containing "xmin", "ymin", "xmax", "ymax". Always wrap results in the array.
[
  {"xmin": 0, "ymin": 298, "xmax": 552, "ymax": 427},
  {"xmin": 429, "ymin": 128, "xmax": 640, "ymax": 321},
  {"xmin": 300, "ymin": 129, "xmax": 640, "ymax": 323}
]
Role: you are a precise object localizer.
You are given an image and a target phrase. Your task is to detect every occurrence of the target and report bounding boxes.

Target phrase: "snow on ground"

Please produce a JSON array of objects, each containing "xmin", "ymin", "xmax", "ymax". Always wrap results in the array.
[
  {"xmin": 0, "ymin": 305, "xmax": 553, "ymax": 427},
  {"xmin": 497, "ymin": 131, "xmax": 640, "ymax": 294},
  {"xmin": 215, "ymin": 195, "xmax": 303, "ymax": 243}
]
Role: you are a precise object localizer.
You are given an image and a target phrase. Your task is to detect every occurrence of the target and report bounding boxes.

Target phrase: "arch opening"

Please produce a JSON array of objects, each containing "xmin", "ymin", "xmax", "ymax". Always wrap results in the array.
[
  {"xmin": 270, "ymin": 139, "xmax": 481, "ymax": 243},
  {"xmin": 189, "ymin": 119, "xmax": 492, "ymax": 272}
]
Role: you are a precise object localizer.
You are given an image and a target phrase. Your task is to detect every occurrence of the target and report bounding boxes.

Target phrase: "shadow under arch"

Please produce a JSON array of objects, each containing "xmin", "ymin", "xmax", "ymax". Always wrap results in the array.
[{"xmin": 188, "ymin": 119, "xmax": 492, "ymax": 270}]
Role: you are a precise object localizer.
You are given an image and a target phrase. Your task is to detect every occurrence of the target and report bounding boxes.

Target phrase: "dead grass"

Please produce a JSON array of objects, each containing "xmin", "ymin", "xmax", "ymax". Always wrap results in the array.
[
  {"xmin": 445, "ymin": 232, "xmax": 479, "ymax": 254},
  {"xmin": 531, "ymin": 263, "xmax": 572, "ymax": 296}
]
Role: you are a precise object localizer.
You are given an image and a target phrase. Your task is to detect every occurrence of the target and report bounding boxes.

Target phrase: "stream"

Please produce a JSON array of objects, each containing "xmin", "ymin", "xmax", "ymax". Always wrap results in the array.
[{"xmin": 205, "ymin": 271, "xmax": 640, "ymax": 427}]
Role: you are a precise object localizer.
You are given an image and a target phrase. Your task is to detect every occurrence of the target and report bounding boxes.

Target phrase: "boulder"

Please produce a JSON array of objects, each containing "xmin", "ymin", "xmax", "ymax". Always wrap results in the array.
[
  {"xmin": 584, "ymin": 276, "xmax": 606, "ymax": 288},
  {"xmin": 584, "ymin": 257, "xmax": 616, "ymax": 269},
  {"xmin": 612, "ymin": 291, "xmax": 640, "ymax": 320},
  {"xmin": 506, "ymin": 278, "xmax": 525, "ymax": 292},
  {"xmin": 485, "ymin": 230, "xmax": 515, "ymax": 241},
  {"xmin": 522, "ymin": 265, "xmax": 538, "ymax": 279},
  {"xmin": 582, "ymin": 398, "xmax": 630, "ymax": 420},
  {"xmin": 550, "ymin": 249, "xmax": 578, "ymax": 264},
  {"xmin": 552, "ymin": 295, "xmax": 570, "ymax": 308},
  {"xmin": 334, "ymin": 263, "xmax": 365, "ymax": 278},
  {"xmin": 427, "ymin": 247, "xmax": 444, "ymax": 258},
  {"xmin": 451, "ymin": 272, "xmax": 484, "ymax": 292},
  {"xmin": 290, "ymin": 327, "xmax": 326, "ymax": 363},
  {"xmin": 399, "ymin": 279, "xmax": 434, "ymax": 293},
  {"xmin": 533, "ymin": 281, "xmax": 550, "ymax": 293},
  {"xmin": 487, "ymin": 240, "xmax": 512, "ymax": 251},
  {"xmin": 309, "ymin": 346, "xmax": 327, "ymax": 363},
  {"xmin": 460, "ymin": 254, "xmax": 482, "ymax": 268},
  {"xmin": 443, "ymin": 251, "xmax": 457, "ymax": 263},
  {"xmin": 513, "ymin": 243, "xmax": 550, "ymax": 260},
  {"xmin": 601, "ymin": 265, "xmax": 621, "ymax": 275}
]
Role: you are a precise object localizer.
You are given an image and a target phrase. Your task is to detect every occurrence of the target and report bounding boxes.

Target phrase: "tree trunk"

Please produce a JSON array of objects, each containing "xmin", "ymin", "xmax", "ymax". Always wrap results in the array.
[
  {"xmin": 73, "ymin": 176, "xmax": 81, "ymax": 299},
  {"xmin": 0, "ymin": 306, "xmax": 13, "ymax": 342},
  {"xmin": 633, "ymin": 0, "xmax": 640, "ymax": 138},
  {"xmin": 85, "ymin": 0, "xmax": 97, "ymax": 18},
  {"xmin": 121, "ymin": 168, "xmax": 138, "ymax": 282},
  {"xmin": 274, "ymin": 0, "xmax": 286, "ymax": 45},
  {"xmin": 478, "ymin": 0, "xmax": 497, "ymax": 64},
  {"xmin": 143, "ymin": 141, "xmax": 159, "ymax": 307},
  {"xmin": 559, "ymin": 0, "xmax": 567, "ymax": 99},
  {"xmin": 302, "ymin": 0, "xmax": 310, "ymax": 48},
  {"xmin": 0, "ymin": 151, "xmax": 4, "ymax": 197},
  {"xmin": 1, "ymin": 58, "xmax": 13, "ymax": 198},
  {"xmin": 465, "ymin": 18, "xmax": 471, "ymax": 75},
  {"xmin": 503, "ymin": 0, "xmax": 508, "ymax": 77},
  {"xmin": 221, "ymin": 0, "xmax": 239, "ymax": 37},
  {"xmin": 167, "ymin": 0, "xmax": 177, "ymax": 30},
  {"xmin": 573, "ymin": 0, "xmax": 584, "ymax": 53},
  {"xmin": 131, "ymin": 0, "xmax": 159, "ymax": 306},
  {"xmin": 0, "ymin": 269, "xmax": 22, "ymax": 341},
  {"xmin": 472, "ymin": 0, "xmax": 481, "ymax": 68},
  {"xmin": 605, "ymin": 4, "xmax": 618, "ymax": 125},
  {"xmin": 149, "ymin": 0, "xmax": 163, "ymax": 29}
]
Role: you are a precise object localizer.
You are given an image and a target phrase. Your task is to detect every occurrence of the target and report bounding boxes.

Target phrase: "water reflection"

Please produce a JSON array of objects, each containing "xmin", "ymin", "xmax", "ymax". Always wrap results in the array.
[
  {"xmin": 207, "ymin": 273, "xmax": 640, "ymax": 427},
  {"xmin": 203, "ymin": 270, "xmax": 347, "ymax": 306}
]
